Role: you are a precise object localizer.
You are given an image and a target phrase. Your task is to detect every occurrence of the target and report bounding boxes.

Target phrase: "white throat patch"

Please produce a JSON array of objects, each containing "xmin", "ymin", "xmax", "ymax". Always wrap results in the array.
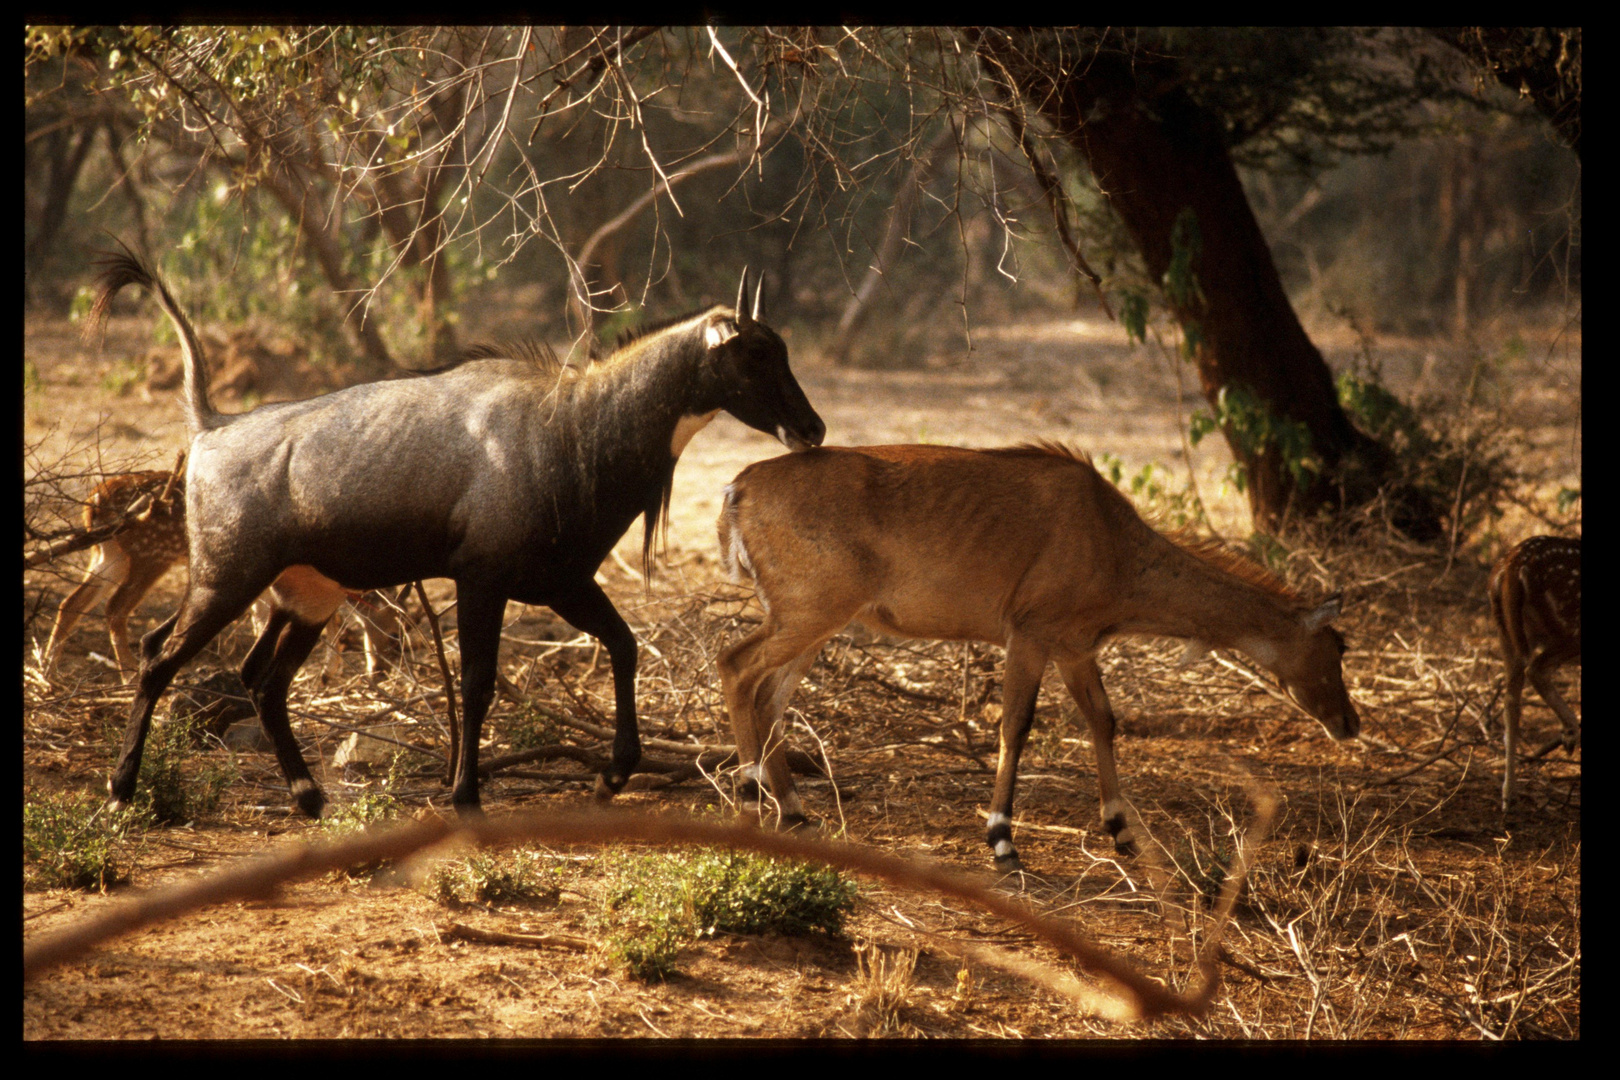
[{"xmin": 671, "ymin": 410, "xmax": 721, "ymax": 458}]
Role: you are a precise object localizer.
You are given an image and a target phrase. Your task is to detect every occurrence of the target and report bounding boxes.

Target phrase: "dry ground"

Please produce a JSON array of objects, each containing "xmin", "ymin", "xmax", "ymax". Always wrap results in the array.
[{"xmin": 23, "ymin": 305, "xmax": 1580, "ymax": 1041}]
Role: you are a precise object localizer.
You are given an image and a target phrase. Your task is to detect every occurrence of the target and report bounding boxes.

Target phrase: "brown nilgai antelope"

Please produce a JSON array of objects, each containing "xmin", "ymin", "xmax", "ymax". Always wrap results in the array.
[
  {"xmin": 717, "ymin": 442, "xmax": 1359, "ymax": 869},
  {"xmin": 93, "ymin": 248, "xmax": 824, "ymax": 820},
  {"xmin": 1488, "ymin": 535, "xmax": 1580, "ymax": 816}
]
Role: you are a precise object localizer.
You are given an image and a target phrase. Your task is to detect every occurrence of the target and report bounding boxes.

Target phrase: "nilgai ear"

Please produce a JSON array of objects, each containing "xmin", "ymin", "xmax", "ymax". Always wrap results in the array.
[
  {"xmin": 705, "ymin": 315, "xmax": 739, "ymax": 350},
  {"xmin": 1304, "ymin": 593, "xmax": 1343, "ymax": 631},
  {"xmin": 736, "ymin": 268, "xmax": 753, "ymax": 325}
]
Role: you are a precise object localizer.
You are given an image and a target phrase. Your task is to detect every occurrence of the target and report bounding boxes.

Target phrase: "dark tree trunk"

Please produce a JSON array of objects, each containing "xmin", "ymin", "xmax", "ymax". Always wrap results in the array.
[
  {"xmin": 979, "ymin": 33, "xmax": 1441, "ymax": 538},
  {"xmin": 253, "ymin": 163, "xmax": 397, "ymax": 378},
  {"xmin": 25, "ymin": 122, "xmax": 100, "ymax": 292}
]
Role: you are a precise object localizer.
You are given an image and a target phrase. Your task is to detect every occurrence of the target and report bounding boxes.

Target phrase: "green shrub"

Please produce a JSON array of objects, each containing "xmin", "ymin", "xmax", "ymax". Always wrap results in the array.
[
  {"xmin": 602, "ymin": 848, "xmax": 857, "ymax": 980},
  {"xmin": 501, "ymin": 702, "xmax": 561, "ymax": 752},
  {"xmin": 320, "ymin": 790, "xmax": 405, "ymax": 879},
  {"xmin": 23, "ymin": 791, "xmax": 143, "ymax": 891},
  {"xmin": 136, "ymin": 714, "xmax": 236, "ymax": 825},
  {"xmin": 1336, "ymin": 367, "xmax": 1517, "ymax": 539},
  {"xmin": 320, "ymin": 790, "xmax": 404, "ymax": 840},
  {"xmin": 426, "ymin": 848, "xmax": 559, "ymax": 907}
]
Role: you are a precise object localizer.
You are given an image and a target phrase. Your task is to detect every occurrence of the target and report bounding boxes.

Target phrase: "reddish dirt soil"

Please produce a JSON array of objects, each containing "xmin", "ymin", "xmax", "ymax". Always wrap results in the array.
[{"xmin": 24, "ymin": 309, "xmax": 1580, "ymax": 1041}]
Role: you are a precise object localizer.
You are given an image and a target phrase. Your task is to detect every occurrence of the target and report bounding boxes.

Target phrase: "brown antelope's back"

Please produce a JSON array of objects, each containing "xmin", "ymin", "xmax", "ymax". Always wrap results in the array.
[{"xmin": 720, "ymin": 444, "xmax": 1151, "ymax": 645}]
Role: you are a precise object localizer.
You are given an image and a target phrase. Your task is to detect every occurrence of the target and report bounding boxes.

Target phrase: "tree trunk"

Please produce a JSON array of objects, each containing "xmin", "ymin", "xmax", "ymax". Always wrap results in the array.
[
  {"xmin": 979, "ymin": 33, "xmax": 1441, "ymax": 538},
  {"xmin": 254, "ymin": 164, "xmax": 397, "ymax": 378},
  {"xmin": 25, "ymin": 123, "xmax": 100, "ymax": 289}
]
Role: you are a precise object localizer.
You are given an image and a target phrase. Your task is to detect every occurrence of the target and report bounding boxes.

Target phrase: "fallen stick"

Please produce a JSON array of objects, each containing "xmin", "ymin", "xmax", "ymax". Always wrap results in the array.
[{"xmin": 439, "ymin": 921, "xmax": 591, "ymax": 952}]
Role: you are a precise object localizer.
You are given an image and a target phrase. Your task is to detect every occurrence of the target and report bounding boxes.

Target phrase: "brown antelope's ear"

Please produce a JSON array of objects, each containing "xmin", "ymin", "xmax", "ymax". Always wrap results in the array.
[
  {"xmin": 735, "ymin": 268, "xmax": 753, "ymax": 325},
  {"xmin": 704, "ymin": 313, "xmax": 739, "ymax": 350},
  {"xmin": 1304, "ymin": 593, "xmax": 1343, "ymax": 631}
]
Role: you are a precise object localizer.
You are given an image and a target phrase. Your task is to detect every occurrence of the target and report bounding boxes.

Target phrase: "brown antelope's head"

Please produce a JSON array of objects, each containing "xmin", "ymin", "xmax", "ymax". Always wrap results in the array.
[
  {"xmin": 698, "ymin": 270, "xmax": 825, "ymax": 452},
  {"xmin": 1271, "ymin": 594, "xmax": 1360, "ymax": 740}
]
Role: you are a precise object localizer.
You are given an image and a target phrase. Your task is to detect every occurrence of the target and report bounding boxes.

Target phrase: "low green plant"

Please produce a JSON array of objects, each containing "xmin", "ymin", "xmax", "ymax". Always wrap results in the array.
[
  {"xmin": 426, "ymin": 848, "xmax": 559, "ymax": 907},
  {"xmin": 136, "ymin": 713, "xmax": 236, "ymax": 825},
  {"xmin": 23, "ymin": 791, "xmax": 144, "ymax": 891},
  {"xmin": 320, "ymin": 790, "xmax": 406, "ymax": 879},
  {"xmin": 1336, "ymin": 366, "xmax": 1517, "ymax": 539},
  {"xmin": 99, "ymin": 357, "xmax": 146, "ymax": 396},
  {"xmin": 320, "ymin": 790, "xmax": 404, "ymax": 840},
  {"xmin": 502, "ymin": 702, "xmax": 561, "ymax": 752},
  {"xmin": 1097, "ymin": 452, "xmax": 1207, "ymax": 529},
  {"xmin": 1190, "ymin": 383, "xmax": 1320, "ymax": 495},
  {"xmin": 602, "ymin": 848, "xmax": 858, "ymax": 980}
]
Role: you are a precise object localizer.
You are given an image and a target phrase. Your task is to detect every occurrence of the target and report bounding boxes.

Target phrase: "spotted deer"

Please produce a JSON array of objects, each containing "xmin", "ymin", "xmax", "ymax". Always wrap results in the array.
[
  {"xmin": 42, "ymin": 469, "xmax": 187, "ymax": 682},
  {"xmin": 1488, "ymin": 535, "xmax": 1581, "ymax": 814},
  {"xmin": 717, "ymin": 443, "xmax": 1359, "ymax": 869},
  {"xmin": 40, "ymin": 468, "xmax": 404, "ymax": 686}
]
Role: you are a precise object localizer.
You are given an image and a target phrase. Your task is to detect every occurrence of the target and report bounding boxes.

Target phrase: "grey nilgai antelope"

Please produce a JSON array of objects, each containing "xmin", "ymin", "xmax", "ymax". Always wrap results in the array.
[
  {"xmin": 1488, "ymin": 535, "xmax": 1580, "ymax": 815},
  {"xmin": 717, "ymin": 443, "xmax": 1359, "ymax": 869},
  {"xmin": 94, "ymin": 250, "xmax": 824, "ymax": 819}
]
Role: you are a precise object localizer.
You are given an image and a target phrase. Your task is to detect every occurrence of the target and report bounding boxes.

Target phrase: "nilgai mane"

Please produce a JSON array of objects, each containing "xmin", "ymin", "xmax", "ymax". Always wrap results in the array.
[
  {"xmin": 95, "ymin": 249, "xmax": 824, "ymax": 818},
  {"xmin": 717, "ymin": 442, "xmax": 1359, "ymax": 868}
]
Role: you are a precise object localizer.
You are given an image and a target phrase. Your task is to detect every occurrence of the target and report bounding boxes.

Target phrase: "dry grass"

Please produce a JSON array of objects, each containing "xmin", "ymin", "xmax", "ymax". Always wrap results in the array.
[
  {"xmin": 22, "ymin": 531, "xmax": 1581, "ymax": 1038},
  {"xmin": 23, "ymin": 312, "xmax": 1578, "ymax": 1040}
]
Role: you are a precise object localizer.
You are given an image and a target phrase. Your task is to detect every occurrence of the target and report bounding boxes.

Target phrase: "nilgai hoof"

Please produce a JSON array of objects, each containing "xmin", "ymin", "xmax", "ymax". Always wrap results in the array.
[
  {"xmin": 291, "ymin": 781, "xmax": 327, "ymax": 820},
  {"xmin": 993, "ymin": 851, "xmax": 1025, "ymax": 873}
]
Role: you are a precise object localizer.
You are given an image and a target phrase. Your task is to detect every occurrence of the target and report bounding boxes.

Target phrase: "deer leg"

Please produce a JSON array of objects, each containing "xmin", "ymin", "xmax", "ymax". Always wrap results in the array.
[
  {"xmin": 719, "ymin": 619, "xmax": 831, "ymax": 825},
  {"xmin": 102, "ymin": 552, "xmax": 176, "ymax": 681},
  {"xmin": 548, "ymin": 581, "xmax": 639, "ymax": 802},
  {"xmin": 719, "ymin": 626, "xmax": 774, "ymax": 810},
  {"xmin": 1527, "ymin": 648, "xmax": 1581, "ymax": 752},
  {"xmin": 754, "ymin": 649, "xmax": 821, "ymax": 827},
  {"xmin": 140, "ymin": 610, "xmax": 179, "ymax": 663},
  {"xmin": 356, "ymin": 592, "xmax": 405, "ymax": 682},
  {"xmin": 447, "ymin": 587, "xmax": 509, "ymax": 816},
  {"xmin": 1501, "ymin": 658, "xmax": 1525, "ymax": 816},
  {"xmin": 107, "ymin": 585, "xmax": 259, "ymax": 812},
  {"xmin": 1058, "ymin": 655, "xmax": 1136, "ymax": 856},
  {"xmin": 247, "ymin": 614, "xmax": 333, "ymax": 819},
  {"xmin": 985, "ymin": 636, "xmax": 1048, "ymax": 870},
  {"xmin": 42, "ymin": 544, "xmax": 127, "ymax": 678}
]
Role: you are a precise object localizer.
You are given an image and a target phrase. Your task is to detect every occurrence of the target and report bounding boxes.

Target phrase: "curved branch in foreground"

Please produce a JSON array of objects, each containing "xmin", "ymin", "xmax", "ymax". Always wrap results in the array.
[{"xmin": 21, "ymin": 805, "xmax": 1278, "ymax": 1021}]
